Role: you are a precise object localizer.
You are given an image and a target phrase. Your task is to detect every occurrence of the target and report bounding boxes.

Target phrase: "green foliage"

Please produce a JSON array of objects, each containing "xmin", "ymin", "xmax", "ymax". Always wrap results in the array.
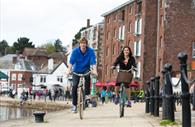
[
  {"xmin": 72, "ymin": 27, "xmax": 86, "ymax": 46},
  {"xmin": 13, "ymin": 37, "xmax": 35, "ymax": 53},
  {"xmin": 160, "ymin": 120, "xmax": 178, "ymax": 126},
  {"xmin": 40, "ymin": 43, "xmax": 56, "ymax": 54},
  {"xmin": 0, "ymin": 40, "xmax": 9, "ymax": 56},
  {"xmin": 54, "ymin": 39, "xmax": 63, "ymax": 52}
]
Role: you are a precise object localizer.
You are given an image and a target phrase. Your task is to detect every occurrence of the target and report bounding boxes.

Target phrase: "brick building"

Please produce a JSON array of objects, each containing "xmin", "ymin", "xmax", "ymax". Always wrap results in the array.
[
  {"xmin": 156, "ymin": 0, "xmax": 195, "ymax": 78},
  {"xmin": 80, "ymin": 21, "xmax": 104, "ymax": 82},
  {"xmin": 102, "ymin": 0, "xmax": 158, "ymax": 86},
  {"xmin": 101, "ymin": 0, "xmax": 195, "ymax": 87}
]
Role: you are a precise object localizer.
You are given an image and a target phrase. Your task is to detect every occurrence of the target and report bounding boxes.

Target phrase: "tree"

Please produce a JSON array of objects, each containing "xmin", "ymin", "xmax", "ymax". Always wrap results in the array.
[
  {"xmin": 13, "ymin": 37, "xmax": 35, "ymax": 53},
  {"xmin": 54, "ymin": 39, "xmax": 63, "ymax": 52},
  {"xmin": 72, "ymin": 27, "xmax": 86, "ymax": 46},
  {"xmin": 0, "ymin": 40, "xmax": 9, "ymax": 56},
  {"xmin": 40, "ymin": 43, "xmax": 56, "ymax": 54}
]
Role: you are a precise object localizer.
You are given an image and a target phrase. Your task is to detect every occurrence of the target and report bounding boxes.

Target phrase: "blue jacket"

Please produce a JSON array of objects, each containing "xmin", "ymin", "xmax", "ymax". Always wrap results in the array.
[{"xmin": 69, "ymin": 46, "xmax": 96, "ymax": 73}]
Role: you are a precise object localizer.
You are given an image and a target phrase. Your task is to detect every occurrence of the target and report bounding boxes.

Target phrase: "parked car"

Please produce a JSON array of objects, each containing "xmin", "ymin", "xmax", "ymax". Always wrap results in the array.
[{"xmin": 0, "ymin": 85, "xmax": 11, "ymax": 94}]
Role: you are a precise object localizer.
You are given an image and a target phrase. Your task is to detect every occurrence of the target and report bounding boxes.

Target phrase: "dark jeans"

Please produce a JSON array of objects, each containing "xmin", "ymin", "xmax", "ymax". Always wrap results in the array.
[{"xmin": 72, "ymin": 71, "xmax": 90, "ymax": 106}]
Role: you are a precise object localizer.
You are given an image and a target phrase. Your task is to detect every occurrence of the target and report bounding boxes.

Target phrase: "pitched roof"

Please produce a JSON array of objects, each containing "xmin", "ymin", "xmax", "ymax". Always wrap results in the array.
[
  {"xmin": 23, "ymin": 48, "xmax": 47, "ymax": 57},
  {"xmin": 38, "ymin": 61, "xmax": 66, "ymax": 74}
]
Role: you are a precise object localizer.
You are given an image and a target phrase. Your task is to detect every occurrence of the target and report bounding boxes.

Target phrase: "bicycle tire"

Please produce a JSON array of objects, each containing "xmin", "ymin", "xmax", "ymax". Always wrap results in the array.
[
  {"xmin": 78, "ymin": 87, "xmax": 84, "ymax": 120},
  {"xmin": 119, "ymin": 84, "xmax": 125, "ymax": 117}
]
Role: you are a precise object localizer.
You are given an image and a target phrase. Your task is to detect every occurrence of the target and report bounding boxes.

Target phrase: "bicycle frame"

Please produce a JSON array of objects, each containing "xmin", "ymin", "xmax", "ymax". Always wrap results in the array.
[
  {"xmin": 112, "ymin": 66, "xmax": 136, "ymax": 118},
  {"xmin": 72, "ymin": 71, "xmax": 91, "ymax": 120}
]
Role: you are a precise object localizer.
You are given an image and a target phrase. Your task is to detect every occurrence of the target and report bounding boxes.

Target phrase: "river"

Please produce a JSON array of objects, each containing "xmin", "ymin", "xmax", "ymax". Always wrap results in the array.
[{"xmin": 0, "ymin": 106, "xmax": 36, "ymax": 121}]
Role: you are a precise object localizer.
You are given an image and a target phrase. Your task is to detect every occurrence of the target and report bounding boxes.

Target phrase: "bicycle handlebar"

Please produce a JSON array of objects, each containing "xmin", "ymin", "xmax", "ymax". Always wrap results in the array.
[
  {"xmin": 72, "ymin": 71, "xmax": 91, "ymax": 77},
  {"xmin": 111, "ymin": 66, "xmax": 137, "ymax": 72}
]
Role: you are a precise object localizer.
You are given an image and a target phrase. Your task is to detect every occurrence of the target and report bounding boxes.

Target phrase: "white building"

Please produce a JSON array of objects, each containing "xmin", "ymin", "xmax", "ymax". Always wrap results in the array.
[{"xmin": 33, "ymin": 59, "xmax": 68, "ymax": 90}]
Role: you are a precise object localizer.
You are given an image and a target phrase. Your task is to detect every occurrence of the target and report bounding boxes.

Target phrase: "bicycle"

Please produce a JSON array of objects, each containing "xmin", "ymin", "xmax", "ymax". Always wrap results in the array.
[
  {"xmin": 72, "ymin": 71, "xmax": 91, "ymax": 120},
  {"xmin": 113, "ymin": 67, "xmax": 136, "ymax": 117}
]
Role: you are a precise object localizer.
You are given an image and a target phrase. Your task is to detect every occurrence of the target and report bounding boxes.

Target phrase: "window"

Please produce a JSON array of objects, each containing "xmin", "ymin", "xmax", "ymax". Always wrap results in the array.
[
  {"xmin": 122, "ymin": 10, "xmax": 125, "ymax": 21},
  {"xmin": 192, "ymin": 42, "xmax": 195, "ymax": 58},
  {"xmin": 107, "ymin": 31, "xmax": 110, "ymax": 40},
  {"xmin": 159, "ymin": 36, "xmax": 163, "ymax": 48},
  {"xmin": 57, "ymin": 76, "xmax": 63, "ymax": 83},
  {"xmin": 129, "ymin": 22, "xmax": 132, "ymax": 33},
  {"xmin": 134, "ymin": 18, "xmax": 142, "ymax": 35},
  {"xmin": 134, "ymin": 62, "xmax": 141, "ymax": 78},
  {"xmin": 118, "ymin": 25, "xmax": 125, "ymax": 41},
  {"xmin": 107, "ymin": 17, "xmax": 110, "ymax": 24},
  {"xmin": 160, "ymin": 0, "xmax": 163, "ymax": 8},
  {"xmin": 114, "ymin": 28, "xmax": 117, "ymax": 38},
  {"xmin": 18, "ymin": 74, "xmax": 23, "ymax": 81},
  {"xmin": 160, "ymin": 15, "xmax": 163, "ymax": 27},
  {"xmin": 134, "ymin": 40, "xmax": 141, "ymax": 56},
  {"xmin": 106, "ymin": 47, "xmax": 109, "ymax": 56},
  {"xmin": 113, "ymin": 14, "xmax": 117, "ymax": 21},
  {"xmin": 11, "ymin": 74, "xmax": 16, "ymax": 80},
  {"xmin": 137, "ymin": 2, "xmax": 142, "ymax": 14},
  {"xmin": 40, "ymin": 75, "xmax": 46, "ymax": 83},
  {"xmin": 129, "ymin": 5, "xmax": 133, "ymax": 15}
]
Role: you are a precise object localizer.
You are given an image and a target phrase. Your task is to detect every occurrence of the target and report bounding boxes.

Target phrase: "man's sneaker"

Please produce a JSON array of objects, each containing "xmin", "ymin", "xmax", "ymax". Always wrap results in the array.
[
  {"xmin": 85, "ymin": 95, "xmax": 91, "ymax": 100},
  {"xmin": 114, "ymin": 96, "xmax": 119, "ymax": 105},
  {"xmin": 127, "ymin": 100, "xmax": 132, "ymax": 107},
  {"xmin": 71, "ymin": 105, "xmax": 77, "ymax": 113}
]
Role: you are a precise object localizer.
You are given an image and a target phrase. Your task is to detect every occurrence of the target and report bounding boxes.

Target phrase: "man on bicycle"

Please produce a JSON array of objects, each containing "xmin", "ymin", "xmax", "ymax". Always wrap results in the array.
[{"xmin": 67, "ymin": 37, "xmax": 98, "ymax": 113}]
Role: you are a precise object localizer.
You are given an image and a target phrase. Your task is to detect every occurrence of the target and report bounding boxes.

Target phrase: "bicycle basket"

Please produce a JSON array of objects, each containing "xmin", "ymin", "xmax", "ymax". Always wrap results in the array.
[{"xmin": 116, "ymin": 72, "xmax": 133, "ymax": 84}]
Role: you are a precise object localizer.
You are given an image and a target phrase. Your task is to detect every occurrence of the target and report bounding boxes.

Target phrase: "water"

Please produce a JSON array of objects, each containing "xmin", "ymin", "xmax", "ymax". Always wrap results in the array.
[{"xmin": 0, "ymin": 106, "xmax": 36, "ymax": 121}]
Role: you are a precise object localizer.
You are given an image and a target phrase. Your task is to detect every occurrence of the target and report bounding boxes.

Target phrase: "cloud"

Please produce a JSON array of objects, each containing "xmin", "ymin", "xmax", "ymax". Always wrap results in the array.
[{"xmin": 0, "ymin": 0, "xmax": 128, "ymax": 46}]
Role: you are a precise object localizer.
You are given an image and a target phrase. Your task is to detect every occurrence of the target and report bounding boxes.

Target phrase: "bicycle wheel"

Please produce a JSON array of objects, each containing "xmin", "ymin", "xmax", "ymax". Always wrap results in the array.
[
  {"xmin": 78, "ymin": 87, "xmax": 84, "ymax": 120},
  {"xmin": 119, "ymin": 84, "xmax": 125, "ymax": 117}
]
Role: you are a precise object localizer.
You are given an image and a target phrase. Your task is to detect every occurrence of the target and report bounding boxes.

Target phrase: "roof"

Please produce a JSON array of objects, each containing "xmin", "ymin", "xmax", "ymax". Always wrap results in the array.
[
  {"xmin": 101, "ymin": 0, "xmax": 134, "ymax": 17},
  {"xmin": 38, "ymin": 61, "xmax": 67, "ymax": 74},
  {"xmin": 23, "ymin": 48, "xmax": 47, "ymax": 57},
  {"xmin": 0, "ymin": 71, "xmax": 8, "ymax": 79},
  {"xmin": 0, "ymin": 54, "xmax": 37, "ymax": 71}
]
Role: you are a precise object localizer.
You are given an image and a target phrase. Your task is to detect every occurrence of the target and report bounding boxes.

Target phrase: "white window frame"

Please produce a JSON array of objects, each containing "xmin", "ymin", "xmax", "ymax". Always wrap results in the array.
[
  {"xmin": 133, "ymin": 40, "xmax": 141, "ymax": 56},
  {"xmin": 118, "ymin": 25, "xmax": 125, "ymax": 41},
  {"xmin": 134, "ymin": 18, "xmax": 142, "ymax": 35},
  {"xmin": 193, "ymin": 42, "xmax": 195, "ymax": 58},
  {"xmin": 40, "ymin": 75, "xmax": 46, "ymax": 83},
  {"xmin": 134, "ymin": 62, "xmax": 141, "ymax": 78},
  {"xmin": 57, "ymin": 76, "xmax": 63, "ymax": 83},
  {"xmin": 12, "ymin": 74, "xmax": 16, "ymax": 81},
  {"xmin": 18, "ymin": 74, "xmax": 23, "ymax": 81}
]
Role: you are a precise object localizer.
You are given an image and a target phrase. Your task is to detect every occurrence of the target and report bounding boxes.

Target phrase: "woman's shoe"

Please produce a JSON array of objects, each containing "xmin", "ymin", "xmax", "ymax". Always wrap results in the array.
[{"xmin": 127, "ymin": 100, "xmax": 132, "ymax": 107}]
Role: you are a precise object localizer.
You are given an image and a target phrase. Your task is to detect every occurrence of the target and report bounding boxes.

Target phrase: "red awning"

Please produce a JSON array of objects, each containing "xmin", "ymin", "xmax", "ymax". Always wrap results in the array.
[
  {"xmin": 95, "ymin": 82, "xmax": 104, "ymax": 87},
  {"xmin": 106, "ymin": 81, "xmax": 116, "ymax": 86},
  {"xmin": 130, "ymin": 81, "xmax": 139, "ymax": 87}
]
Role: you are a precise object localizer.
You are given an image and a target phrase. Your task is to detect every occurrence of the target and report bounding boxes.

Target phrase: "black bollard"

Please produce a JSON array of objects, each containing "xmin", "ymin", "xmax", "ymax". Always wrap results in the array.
[
  {"xmin": 161, "ymin": 69, "xmax": 168, "ymax": 120},
  {"xmin": 193, "ymin": 84, "xmax": 195, "ymax": 110},
  {"xmin": 145, "ymin": 81, "xmax": 150, "ymax": 113},
  {"xmin": 178, "ymin": 52, "xmax": 191, "ymax": 127},
  {"xmin": 154, "ymin": 76, "xmax": 160, "ymax": 117},
  {"xmin": 164, "ymin": 63, "xmax": 175, "ymax": 122},
  {"xmin": 150, "ymin": 77, "xmax": 155, "ymax": 115}
]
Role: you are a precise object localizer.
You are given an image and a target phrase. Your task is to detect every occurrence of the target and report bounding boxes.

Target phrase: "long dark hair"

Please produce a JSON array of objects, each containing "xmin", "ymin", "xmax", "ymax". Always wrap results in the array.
[{"xmin": 117, "ymin": 46, "xmax": 133, "ymax": 60}]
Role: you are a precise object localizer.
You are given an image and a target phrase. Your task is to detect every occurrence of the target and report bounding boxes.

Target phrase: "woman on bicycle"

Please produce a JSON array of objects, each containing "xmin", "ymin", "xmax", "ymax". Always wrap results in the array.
[{"xmin": 111, "ymin": 46, "xmax": 137, "ymax": 107}]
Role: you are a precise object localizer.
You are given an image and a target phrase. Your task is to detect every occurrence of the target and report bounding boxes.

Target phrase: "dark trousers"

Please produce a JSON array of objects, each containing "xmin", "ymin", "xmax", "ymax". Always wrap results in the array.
[{"xmin": 72, "ymin": 71, "xmax": 90, "ymax": 106}]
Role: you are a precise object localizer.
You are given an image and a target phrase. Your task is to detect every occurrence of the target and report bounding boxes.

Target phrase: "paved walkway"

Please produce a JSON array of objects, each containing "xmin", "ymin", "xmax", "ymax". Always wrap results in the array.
[{"xmin": 0, "ymin": 101, "xmax": 169, "ymax": 127}]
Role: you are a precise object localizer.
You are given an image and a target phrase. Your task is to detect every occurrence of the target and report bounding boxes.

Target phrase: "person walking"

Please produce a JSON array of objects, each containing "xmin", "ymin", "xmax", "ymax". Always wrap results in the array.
[
  {"xmin": 111, "ymin": 46, "xmax": 137, "ymax": 107},
  {"xmin": 66, "ymin": 37, "xmax": 98, "ymax": 113}
]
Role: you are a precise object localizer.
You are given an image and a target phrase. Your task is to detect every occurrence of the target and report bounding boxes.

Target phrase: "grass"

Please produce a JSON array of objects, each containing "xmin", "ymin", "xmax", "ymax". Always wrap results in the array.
[{"xmin": 160, "ymin": 120, "xmax": 179, "ymax": 126}]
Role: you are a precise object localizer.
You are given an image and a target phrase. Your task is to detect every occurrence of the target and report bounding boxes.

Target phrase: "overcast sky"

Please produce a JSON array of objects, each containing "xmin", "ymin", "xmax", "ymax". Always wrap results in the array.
[{"xmin": 0, "ymin": 0, "xmax": 128, "ymax": 47}]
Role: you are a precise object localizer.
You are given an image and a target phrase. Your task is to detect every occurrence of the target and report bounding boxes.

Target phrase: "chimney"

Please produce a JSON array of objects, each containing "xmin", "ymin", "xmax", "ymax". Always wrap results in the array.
[
  {"xmin": 48, "ymin": 58, "xmax": 54, "ymax": 70},
  {"xmin": 87, "ymin": 19, "xmax": 90, "ymax": 28},
  {"xmin": 12, "ymin": 57, "xmax": 17, "ymax": 64}
]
